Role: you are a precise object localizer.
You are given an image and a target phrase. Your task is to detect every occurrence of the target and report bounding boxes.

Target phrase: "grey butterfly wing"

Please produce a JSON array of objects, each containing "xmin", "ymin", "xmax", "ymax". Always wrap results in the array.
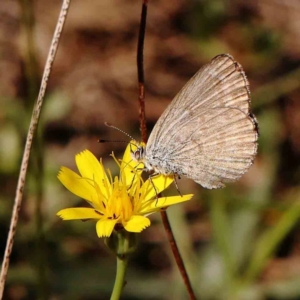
[
  {"xmin": 146, "ymin": 54, "xmax": 258, "ymax": 189},
  {"xmin": 162, "ymin": 106, "xmax": 257, "ymax": 188}
]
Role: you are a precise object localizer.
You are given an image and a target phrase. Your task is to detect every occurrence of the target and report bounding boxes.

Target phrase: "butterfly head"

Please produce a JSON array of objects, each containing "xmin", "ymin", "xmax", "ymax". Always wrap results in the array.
[{"xmin": 131, "ymin": 144, "xmax": 155, "ymax": 173}]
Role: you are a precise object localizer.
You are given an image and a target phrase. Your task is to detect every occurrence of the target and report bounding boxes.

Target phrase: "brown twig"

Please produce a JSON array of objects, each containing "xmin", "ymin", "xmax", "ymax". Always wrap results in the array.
[
  {"xmin": 0, "ymin": 0, "xmax": 71, "ymax": 297},
  {"xmin": 136, "ymin": 1, "xmax": 196, "ymax": 299},
  {"xmin": 160, "ymin": 211, "xmax": 197, "ymax": 300},
  {"xmin": 137, "ymin": 0, "xmax": 148, "ymax": 143}
]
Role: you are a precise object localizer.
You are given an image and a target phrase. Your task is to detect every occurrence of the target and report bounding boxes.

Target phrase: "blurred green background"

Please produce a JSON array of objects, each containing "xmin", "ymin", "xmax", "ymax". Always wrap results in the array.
[{"xmin": 1, "ymin": 0, "xmax": 300, "ymax": 299}]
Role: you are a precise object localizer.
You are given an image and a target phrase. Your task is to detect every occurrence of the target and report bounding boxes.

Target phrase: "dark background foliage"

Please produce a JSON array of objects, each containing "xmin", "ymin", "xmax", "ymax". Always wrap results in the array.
[{"xmin": 1, "ymin": 0, "xmax": 300, "ymax": 299}]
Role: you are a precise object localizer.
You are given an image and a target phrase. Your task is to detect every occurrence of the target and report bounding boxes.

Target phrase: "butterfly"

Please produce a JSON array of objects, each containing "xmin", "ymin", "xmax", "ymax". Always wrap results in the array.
[{"xmin": 132, "ymin": 54, "xmax": 258, "ymax": 189}]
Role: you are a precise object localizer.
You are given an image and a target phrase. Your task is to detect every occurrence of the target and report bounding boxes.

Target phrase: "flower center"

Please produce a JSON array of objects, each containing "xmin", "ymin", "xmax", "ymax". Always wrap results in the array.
[{"xmin": 104, "ymin": 176, "xmax": 133, "ymax": 222}]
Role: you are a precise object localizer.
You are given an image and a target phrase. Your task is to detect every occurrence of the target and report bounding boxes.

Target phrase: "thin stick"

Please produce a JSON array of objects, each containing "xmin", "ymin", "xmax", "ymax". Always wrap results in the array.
[
  {"xmin": 136, "ymin": 1, "xmax": 196, "ymax": 299},
  {"xmin": 20, "ymin": 0, "xmax": 47, "ymax": 297},
  {"xmin": 160, "ymin": 211, "xmax": 196, "ymax": 300},
  {"xmin": 137, "ymin": 0, "xmax": 148, "ymax": 143},
  {"xmin": 0, "ymin": 0, "xmax": 71, "ymax": 297}
]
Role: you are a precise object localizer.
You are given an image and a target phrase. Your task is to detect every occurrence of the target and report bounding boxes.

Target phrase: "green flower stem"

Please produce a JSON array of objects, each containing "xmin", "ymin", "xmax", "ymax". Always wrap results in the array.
[
  {"xmin": 111, "ymin": 253, "xmax": 129, "ymax": 300},
  {"xmin": 107, "ymin": 230, "xmax": 138, "ymax": 300}
]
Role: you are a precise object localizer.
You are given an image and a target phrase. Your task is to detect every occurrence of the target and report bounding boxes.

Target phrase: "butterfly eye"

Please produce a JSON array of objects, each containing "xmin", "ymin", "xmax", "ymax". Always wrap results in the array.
[{"xmin": 133, "ymin": 147, "xmax": 144, "ymax": 161}]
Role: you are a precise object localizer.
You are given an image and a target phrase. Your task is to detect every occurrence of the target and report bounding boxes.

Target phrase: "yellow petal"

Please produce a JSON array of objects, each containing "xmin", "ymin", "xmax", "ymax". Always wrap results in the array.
[
  {"xmin": 140, "ymin": 194, "xmax": 194, "ymax": 214},
  {"xmin": 75, "ymin": 150, "xmax": 111, "ymax": 199},
  {"xmin": 57, "ymin": 207, "xmax": 102, "ymax": 220},
  {"xmin": 124, "ymin": 215, "xmax": 150, "ymax": 232},
  {"xmin": 121, "ymin": 141, "xmax": 144, "ymax": 186},
  {"xmin": 58, "ymin": 167, "xmax": 98, "ymax": 203},
  {"xmin": 96, "ymin": 219, "xmax": 117, "ymax": 237},
  {"xmin": 122, "ymin": 141, "xmax": 134, "ymax": 164},
  {"xmin": 143, "ymin": 174, "xmax": 174, "ymax": 201}
]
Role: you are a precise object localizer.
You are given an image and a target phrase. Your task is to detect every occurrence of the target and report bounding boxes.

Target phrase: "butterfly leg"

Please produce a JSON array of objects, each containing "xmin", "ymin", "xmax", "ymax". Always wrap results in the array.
[
  {"xmin": 173, "ymin": 174, "xmax": 182, "ymax": 197},
  {"xmin": 148, "ymin": 172, "xmax": 160, "ymax": 205},
  {"xmin": 127, "ymin": 163, "xmax": 146, "ymax": 190}
]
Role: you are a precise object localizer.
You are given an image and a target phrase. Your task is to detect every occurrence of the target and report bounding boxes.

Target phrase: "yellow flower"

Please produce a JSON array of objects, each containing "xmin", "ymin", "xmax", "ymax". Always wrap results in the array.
[{"xmin": 57, "ymin": 142, "xmax": 193, "ymax": 237}]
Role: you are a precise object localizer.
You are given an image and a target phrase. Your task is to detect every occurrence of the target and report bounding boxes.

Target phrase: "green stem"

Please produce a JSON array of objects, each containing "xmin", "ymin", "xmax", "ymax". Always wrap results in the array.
[
  {"xmin": 106, "ymin": 230, "xmax": 137, "ymax": 300},
  {"xmin": 110, "ymin": 254, "xmax": 129, "ymax": 300}
]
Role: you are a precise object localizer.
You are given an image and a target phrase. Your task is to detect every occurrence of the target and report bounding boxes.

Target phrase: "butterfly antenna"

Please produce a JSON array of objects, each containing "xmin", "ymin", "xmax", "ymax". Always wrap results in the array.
[
  {"xmin": 98, "ymin": 139, "xmax": 128, "ymax": 143},
  {"xmin": 104, "ymin": 122, "xmax": 137, "ymax": 142}
]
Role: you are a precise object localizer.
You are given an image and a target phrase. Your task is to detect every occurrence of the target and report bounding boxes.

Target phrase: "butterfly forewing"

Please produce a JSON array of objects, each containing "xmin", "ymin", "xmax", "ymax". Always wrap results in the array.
[{"xmin": 145, "ymin": 54, "xmax": 258, "ymax": 189}]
